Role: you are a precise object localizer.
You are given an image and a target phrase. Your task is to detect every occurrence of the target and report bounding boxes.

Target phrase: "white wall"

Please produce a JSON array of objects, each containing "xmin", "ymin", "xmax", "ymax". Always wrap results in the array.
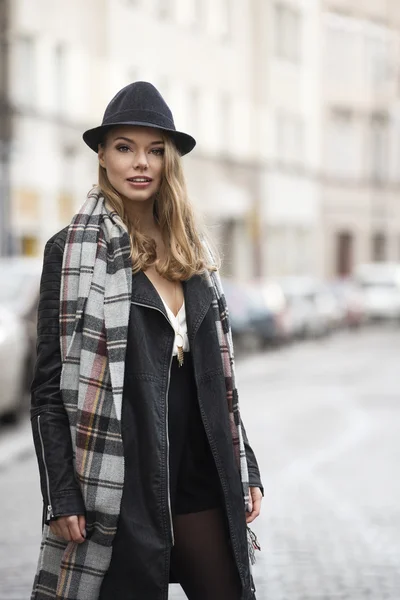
[{"xmin": 261, "ymin": 0, "xmax": 322, "ymax": 277}]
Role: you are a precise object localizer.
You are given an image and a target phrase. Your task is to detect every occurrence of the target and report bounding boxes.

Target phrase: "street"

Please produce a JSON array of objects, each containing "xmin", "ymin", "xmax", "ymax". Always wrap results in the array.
[{"xmin": 0, "ymin": 326, "xmax": 399, "ymax": 600}]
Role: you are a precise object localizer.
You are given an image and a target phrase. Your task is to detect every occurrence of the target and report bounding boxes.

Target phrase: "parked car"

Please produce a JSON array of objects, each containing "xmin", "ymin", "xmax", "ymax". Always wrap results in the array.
[
  {"xmin": 278, "ymin": 276, "xmax": 329, "ymax": 339},
  {"xmin": 0, "ymin": 257, "xmax": 42, "ymax": 390},
  {"xmin": 314, "ymin": 284, "xmax": 345, "ymax": 332},
  {"xmin": 221, "ymin": 278, "xmax": 257, "ymax": 352},
  {"xmin": 329, "ymin": 279, "xmax": 366, "ymax": 329},
  {"xmin": 0, "ymin": 306, "xmax": 30, "ymax": 421},
  {"xmin": 245, "ymin": 282, "xmax": 281, "ymax": 348},
  {"xmin": 222, "ymin": 278, "xmax": 281, "ymax": 352},
  {"xmin": 259, "ymin": 280, "xmax": 290, "ymax": 342},
  {"xmin": 354, "ymin": 262, "xmax": 400, "ymax": 321}
]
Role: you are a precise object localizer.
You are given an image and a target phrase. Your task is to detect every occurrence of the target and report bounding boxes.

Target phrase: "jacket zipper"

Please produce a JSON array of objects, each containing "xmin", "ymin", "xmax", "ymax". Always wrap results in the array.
[
  {"xmin": 37, "ymin": 415, "xmax": 54, "ymax": 521},
  {"xmin": 131, "ymin": 300, "xmax": 175, "ymax": 546}
]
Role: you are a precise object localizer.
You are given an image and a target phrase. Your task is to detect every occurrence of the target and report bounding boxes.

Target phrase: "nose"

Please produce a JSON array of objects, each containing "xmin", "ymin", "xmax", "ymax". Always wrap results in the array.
[{"xmin": 133, "ymin": 149, "xmax": 148, "ymax": 170}]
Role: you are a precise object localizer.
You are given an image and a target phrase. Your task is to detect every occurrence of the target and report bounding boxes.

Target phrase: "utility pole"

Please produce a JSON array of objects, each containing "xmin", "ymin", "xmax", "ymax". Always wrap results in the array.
[{"xmin": 0, "ymin": 0, "xmax": 11, "ymax": 256}]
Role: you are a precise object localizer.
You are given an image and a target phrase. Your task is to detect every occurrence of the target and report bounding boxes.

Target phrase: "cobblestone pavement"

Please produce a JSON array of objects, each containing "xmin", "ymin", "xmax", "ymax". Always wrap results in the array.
[{"xmin": 0, "ymin": 325, "xmax": 399, "ymax": 599}]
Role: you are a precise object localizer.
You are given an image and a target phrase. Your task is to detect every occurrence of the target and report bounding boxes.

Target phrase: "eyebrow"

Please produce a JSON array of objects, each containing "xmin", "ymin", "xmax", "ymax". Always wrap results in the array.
[{"xmin": 113, "ymin": 136, "xmax": 164, "ymax": 145}]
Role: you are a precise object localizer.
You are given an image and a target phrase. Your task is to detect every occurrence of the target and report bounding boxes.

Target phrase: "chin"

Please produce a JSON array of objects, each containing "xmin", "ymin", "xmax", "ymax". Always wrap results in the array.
[
  {"xmin": 126, "ymin": 190, "xmax": 156, "ymax": 202},
  {"xmin": 119, "ymin": 187, "xmax": 157, "ymax": 203}
]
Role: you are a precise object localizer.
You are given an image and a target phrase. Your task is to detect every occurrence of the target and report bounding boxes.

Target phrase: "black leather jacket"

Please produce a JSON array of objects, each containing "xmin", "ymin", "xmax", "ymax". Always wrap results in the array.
[
  {"xmin": 31, "ymin": 226, "xmax": 263, "ymax": 598},
  {"xmin": 31, "ymin": 228, "xmax": 85, "ymax": 524}
]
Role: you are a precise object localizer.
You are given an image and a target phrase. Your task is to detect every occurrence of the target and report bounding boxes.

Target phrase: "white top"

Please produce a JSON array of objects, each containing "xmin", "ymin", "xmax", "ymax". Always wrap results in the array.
[{"xmin": 160, "ymin": 297, "xmax": 190, "ymax": 356}]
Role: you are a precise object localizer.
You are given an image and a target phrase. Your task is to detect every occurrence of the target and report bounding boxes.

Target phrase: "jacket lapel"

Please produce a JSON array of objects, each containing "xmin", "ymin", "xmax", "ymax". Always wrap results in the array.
[
  {"xmin": 183, "ymin": 273, "xmax": 213, "ymax": 343},
  {"xmin": 130, "ymin": 270, "xmax": 213, "ymax": 344},
  {"xmin": 131, "ymin": 270, "xmax": 168, "ymax": 317}
]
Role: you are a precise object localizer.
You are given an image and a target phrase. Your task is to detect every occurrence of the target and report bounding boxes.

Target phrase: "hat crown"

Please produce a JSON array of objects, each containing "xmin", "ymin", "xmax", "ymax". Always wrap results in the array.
[
  {"xmin": 82, "ymin": 80, "xmax": 196, "ymax": 155},
  {"xmin": 103, "ymin": 81, "xmax": 175, "ymax": 128}
]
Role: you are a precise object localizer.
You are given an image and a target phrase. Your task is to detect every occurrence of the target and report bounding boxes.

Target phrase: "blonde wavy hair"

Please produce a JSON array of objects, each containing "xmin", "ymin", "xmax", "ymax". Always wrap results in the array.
[{"xmin": 98, "ymin": 134, "xmax": 219, "ymax": 280}]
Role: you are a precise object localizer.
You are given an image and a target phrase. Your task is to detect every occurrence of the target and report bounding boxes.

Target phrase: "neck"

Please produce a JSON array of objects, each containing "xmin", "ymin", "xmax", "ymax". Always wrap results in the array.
[{"xmin": 123, "ymin": 197, "xmax": 160, "ymax": 237}]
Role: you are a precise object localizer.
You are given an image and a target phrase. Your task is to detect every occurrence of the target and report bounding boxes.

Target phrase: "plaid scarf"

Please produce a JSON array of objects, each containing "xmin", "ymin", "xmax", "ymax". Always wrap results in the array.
[{"xmin": 32, "ymin": 187, "xmax": 250, "ymax": 600}]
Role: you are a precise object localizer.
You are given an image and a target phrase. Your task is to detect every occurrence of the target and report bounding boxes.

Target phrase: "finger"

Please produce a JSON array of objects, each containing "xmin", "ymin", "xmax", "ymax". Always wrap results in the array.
[
  {"xmin": 247, "ymin": 489, "xmax": 253, "ymax": 513},
  {"xmin": 250, "ymin": 487, "xmax": 263, "ymax": 501},
  {"xmin": 78, "ymin": 514, "xmax": 87, "ymax": 538},
  {"xmin": 50, "ymin": 520, "xmax": 67, "ymax": 540},
  {"xmin": 246, "ymin": 503, "xmax": 261, "ymax": 524},
  {"xmin": 49, "ymin": 521, "xmax": 61, "ymax": 538},
  {"xmin": 252, "ymin": 496, "xmax": 262, "ymax": 516},
  {"xmin": 246, "ymin": 511, "xmax": 260, "ymax": 524},
  {"xmin": 67, "ymin": 517, "xmax": 85, "ymax": 544},
  {"xmin": 58, "ymin": 520, "xmax": 72, "ymax": 541},
  {"xmin": 246, "ymin": 511, "xmax": 255, "ymax": 523}
]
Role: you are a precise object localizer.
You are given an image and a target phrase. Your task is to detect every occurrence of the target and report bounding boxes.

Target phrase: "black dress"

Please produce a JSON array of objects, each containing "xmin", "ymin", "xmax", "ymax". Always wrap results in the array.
[
  {"xmin": 99, "ymin": 350, "xmax": 224, "ymax": 597},
  {"xmin": 168, "ymin": 351, "xmax": 222, "ymax": 516}
]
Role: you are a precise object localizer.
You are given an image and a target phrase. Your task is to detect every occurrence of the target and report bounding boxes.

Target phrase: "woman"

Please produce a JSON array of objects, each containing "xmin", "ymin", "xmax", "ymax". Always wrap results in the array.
[{"xmin": 31, "ymin": 81, "xmax": 263, "ymax": 600}]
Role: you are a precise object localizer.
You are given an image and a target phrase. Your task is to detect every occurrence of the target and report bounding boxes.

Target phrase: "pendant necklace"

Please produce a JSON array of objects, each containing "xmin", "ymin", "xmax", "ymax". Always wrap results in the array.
[{"xmin": 174, "ymin": 281, "xmax": 184, "ymax": 368}]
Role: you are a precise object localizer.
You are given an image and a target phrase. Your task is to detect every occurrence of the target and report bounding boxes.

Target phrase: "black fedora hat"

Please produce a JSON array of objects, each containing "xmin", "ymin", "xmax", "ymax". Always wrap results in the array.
[{"xmin": 83, "ymin": 81, "xmax": 196, "ymax": 156}]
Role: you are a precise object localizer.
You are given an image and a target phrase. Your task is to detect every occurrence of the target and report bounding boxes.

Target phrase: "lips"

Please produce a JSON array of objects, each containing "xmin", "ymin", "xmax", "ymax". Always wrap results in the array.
[
  {"xmin": 127, "ymin": 177, "xmax": 153, "ymax": 183},
  {"xmin": 126, "ymin": 176, "xmax": 154, "ymax": 190}
]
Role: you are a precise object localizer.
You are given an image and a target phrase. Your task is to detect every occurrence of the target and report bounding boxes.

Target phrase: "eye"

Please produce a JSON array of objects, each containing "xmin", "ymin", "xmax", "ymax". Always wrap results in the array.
[
  {"xmin": 151, "ymin": 147, "xmax": 165, "ymax": 156},
  {"xmin": 116, "ymin": 145, "xmax": 130, "ymax": 152}
]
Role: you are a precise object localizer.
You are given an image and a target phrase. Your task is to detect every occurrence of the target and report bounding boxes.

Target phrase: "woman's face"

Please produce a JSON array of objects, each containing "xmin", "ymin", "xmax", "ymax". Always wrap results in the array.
[{"xmin": 98, "ymin": 125, "xmax": 165, "ymax": 204}]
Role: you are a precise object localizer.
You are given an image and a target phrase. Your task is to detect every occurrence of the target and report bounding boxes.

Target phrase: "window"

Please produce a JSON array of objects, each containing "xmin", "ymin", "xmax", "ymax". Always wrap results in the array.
[
  {"xmin": 54, "ymin": 43, "xmax": 67, "ymax": 115},
  {"xmin": 155, "ymin": 0, "xmax": 171, "ymax": 20},
  {"xmin": 207, "ymin": 0, "xmax": 232, "ymax": 40},
  {"xmin": 21, "ymin": 235, "xmax": 38, "ymax": 257},
  {"xmin": 274, "ymin": 3, "xmax": 302, "ymax": 63},
  {"xmin": 189, "ymin": 86, "xmax": 201, "ymax": 135},
  {"xmin": 219, "ymin": 0, "xmax": 232, "ymax": 40},
  {"xmin": 275, "ymin": 111, "xmax": 304, "ymax": 165},
  {"xmin": 59, "ymin": 192, "xmax": 74, "ymax": 222},
  {"xmin": 192, "ymin": 0, "xmax": 205, "ymax": 28},
  {"xmin": 366, "ymin": 36, "xmax": 390, "ymax": 88},
  {"xmin": 372, "ymin": 232, "xmax": 386, "ymax": 262},
  {"xmin": 14, "ymin": 35, "xmax": 36, "ymax": 107},
  {"xmin": 219, "ymin": 93, "xmax": 232, "ymax": 149},
  {"xmin": 370, "ymin": 114, "xmax": 388, "ymax": 184},
  {"xmin": 336, "ymin": 232, "xmax": 353, "ymax": 276},
  {"xmin": 14, "ymin": 188, "xmax": 40, "ymax": 221},
  {"xmin": 325, "ymin": 23, "xmax": 357, "ymax": 85},
  {"xmin": 220, "ymin": 219, "xmax": 236, "ymax": 277},
  {"xmin": 326, "ymin": 108, "xmax": 360, "ymax": 180}
]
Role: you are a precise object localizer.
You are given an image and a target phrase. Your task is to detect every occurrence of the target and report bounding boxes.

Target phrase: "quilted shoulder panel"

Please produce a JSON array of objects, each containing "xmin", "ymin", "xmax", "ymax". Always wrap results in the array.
[{"xmin": 37, "ymin": 232, "xmax": 66, "ymax": 338}]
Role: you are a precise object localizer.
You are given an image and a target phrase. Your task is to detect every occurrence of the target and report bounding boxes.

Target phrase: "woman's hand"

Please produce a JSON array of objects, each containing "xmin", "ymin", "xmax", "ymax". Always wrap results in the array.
[
  {"xmin": 50, "ymin": 515, "xmax": 86, "ymax": 544},
  {"xmin": 246, "ymin": 487, "xmax": 263, "ymax": 524}
]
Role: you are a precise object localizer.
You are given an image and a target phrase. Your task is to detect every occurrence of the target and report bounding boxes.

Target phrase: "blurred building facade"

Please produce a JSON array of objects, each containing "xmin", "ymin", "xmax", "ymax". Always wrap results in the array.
[
  {"xmin": 253, "ymin": 0, "xmax": 323, "ymax": 278},
  {"xmin": 6, "ymin": 0, "xmax": 101, "ymax": 255},
  {"xmin": 4, "ymin": 0, "xmax": 260, "ymax": 279},
  {"xmin": 321, "ymin": 0, "xmax": 400, "ymax": 277},
  {"xmin": 0, "ymin": 0, "xmax": 12, "ymax": 255},
  {"xmin": 1, "ymin": 0, "xmax": 400, "ymax": 280}
]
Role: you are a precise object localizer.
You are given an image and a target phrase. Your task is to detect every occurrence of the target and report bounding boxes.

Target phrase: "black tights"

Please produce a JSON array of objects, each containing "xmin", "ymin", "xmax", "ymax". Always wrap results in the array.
[{"xmin": 170, "ymin": 508, "xmax": 242, "ymax": 600}]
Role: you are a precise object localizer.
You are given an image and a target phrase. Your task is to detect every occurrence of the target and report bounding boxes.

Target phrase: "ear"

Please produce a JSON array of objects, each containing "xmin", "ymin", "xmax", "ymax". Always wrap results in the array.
[{"xmin": 98, "ymin": 144, "xmax": 106, "ymax": 168}]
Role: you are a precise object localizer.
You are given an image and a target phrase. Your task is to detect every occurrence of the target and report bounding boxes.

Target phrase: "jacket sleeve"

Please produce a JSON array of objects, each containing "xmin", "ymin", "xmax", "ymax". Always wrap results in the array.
[
  {"xmin": 31, "ymin": 239, "xmax": 85, "ymax": 525},
  {"xmin": 241, "ymin": 418, "xmax": 264, "ymax": 496}
]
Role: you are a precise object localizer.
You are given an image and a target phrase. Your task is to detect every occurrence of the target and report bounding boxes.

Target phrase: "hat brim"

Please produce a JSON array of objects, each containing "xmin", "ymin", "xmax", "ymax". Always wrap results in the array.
[{"xmin": 82, "ymin": 121, "xmax": 196, "ymax": 156}]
